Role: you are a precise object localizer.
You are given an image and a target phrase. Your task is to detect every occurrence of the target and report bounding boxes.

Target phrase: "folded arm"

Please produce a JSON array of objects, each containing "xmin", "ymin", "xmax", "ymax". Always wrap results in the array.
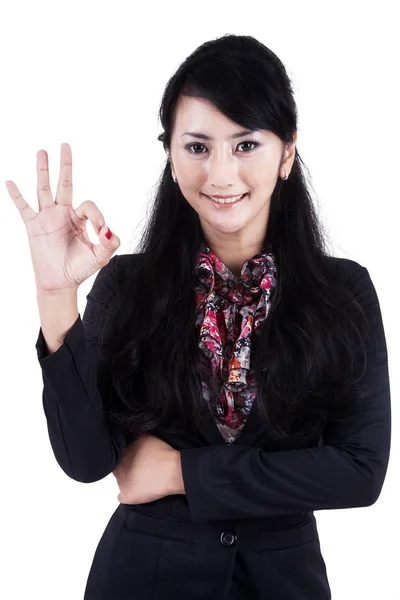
[{"xmin": 180, "ymin": 265, "xmax": 391, "ymax": 523}]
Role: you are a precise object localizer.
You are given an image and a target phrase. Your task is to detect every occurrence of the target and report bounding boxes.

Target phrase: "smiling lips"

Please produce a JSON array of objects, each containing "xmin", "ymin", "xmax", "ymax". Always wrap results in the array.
[{"xmin": 203, "ymin": 192, "xmax": 248, "ymax": 206}]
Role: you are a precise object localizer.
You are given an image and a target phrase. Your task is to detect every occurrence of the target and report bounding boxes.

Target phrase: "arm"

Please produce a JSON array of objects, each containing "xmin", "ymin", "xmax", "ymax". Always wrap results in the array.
[
  {"xmin": 35, "ymin": 255, "xmax": 128, "ymax": 483},
  {"xmin": 180, "ymin": 264, "xmax": 391, "ymax": 523},
  {"xmin": 36, "ymin": 287, "xmax": 79, "ymax": 354}
]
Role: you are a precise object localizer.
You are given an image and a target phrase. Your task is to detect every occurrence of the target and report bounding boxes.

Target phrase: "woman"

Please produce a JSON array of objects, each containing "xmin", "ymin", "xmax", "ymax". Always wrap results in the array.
[{"xmin": 7, "ymin": 34, "xmax": 391, "ymax": 600}]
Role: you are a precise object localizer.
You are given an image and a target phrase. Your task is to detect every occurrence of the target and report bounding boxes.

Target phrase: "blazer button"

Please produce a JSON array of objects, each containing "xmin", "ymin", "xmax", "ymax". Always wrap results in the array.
[{"xmin": 220, "ymin": 531, "xmax": 237, "ymax": 546}]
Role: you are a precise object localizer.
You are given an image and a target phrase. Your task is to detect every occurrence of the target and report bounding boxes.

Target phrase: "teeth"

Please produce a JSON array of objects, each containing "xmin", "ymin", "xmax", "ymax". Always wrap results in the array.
[{"xmin": 208, "ymin": 193, "xmax": 245, "ymax": 204}]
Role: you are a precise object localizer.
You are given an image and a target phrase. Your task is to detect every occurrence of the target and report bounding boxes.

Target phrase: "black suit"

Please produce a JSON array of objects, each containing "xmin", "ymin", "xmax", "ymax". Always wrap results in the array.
[{"xmin": 35, "ymin": 254, "xmax": 391, "ymax": 600}]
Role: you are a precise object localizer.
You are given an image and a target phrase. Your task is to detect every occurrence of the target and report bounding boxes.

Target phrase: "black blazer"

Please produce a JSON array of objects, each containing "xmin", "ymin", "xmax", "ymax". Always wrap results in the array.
[{"xmin": 35, "ymin": 254, "xmax": 391, "ymax": 600}]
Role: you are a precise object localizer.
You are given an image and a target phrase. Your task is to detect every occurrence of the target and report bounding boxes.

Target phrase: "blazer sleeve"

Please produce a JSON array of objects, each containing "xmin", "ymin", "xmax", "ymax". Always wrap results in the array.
[
  {"xmin": 35, "ymin": 255, "xmax": 128, "ymax": 483},
  {"xmin": 179, "ymin": 263, "xmax": 391, "ymax": 524}
]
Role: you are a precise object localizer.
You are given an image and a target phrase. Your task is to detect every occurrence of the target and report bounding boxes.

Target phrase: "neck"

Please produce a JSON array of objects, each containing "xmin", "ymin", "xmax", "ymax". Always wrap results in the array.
[
  {"xmin": 203, "ymin": 240, "xmax": 266, "ymax": 278},
  {"xmin": 199, "ymin": 207, "xmax": 270, "ymax": 277}
]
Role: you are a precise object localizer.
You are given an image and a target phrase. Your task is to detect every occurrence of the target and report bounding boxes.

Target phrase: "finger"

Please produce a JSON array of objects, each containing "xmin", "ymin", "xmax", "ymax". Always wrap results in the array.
[
  {"xmin": 92, "ymin": 222, "xmax": 120, "ymax": 263},
  {"xmin": 74, "ymin": 199, "xmax": 106, "ymax": 232},
  {"xmin": 55, "ymin": 142, "xmax": 73, "ymax": 206},
  {"xmin": 5, "ymin": 180, "xmax": 37, "ymax": 225},
  {"xmin": 36, "ymin": 149, "xmax": 54, "ymax": 211},
  {"xmin": 74, "ymin": 200, "xmax": 120, "ymax": 260}
]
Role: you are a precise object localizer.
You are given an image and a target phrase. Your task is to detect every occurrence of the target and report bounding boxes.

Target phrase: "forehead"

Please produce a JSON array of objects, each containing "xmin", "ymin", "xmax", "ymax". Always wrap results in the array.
[{"xmin": 173, "ymin": 96, "xmax": 246, "ymax": 134}]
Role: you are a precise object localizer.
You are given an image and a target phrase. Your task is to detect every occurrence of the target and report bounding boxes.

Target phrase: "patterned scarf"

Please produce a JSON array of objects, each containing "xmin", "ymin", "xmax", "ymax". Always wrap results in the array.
[{"xmin": 194, "ymin": 241, "xmax": 278, "ymax": 443}]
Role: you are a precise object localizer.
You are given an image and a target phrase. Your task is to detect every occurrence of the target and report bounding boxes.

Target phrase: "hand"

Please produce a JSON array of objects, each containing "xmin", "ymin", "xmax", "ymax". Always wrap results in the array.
[
  {"xmin": 112, "ymin": 433, "xmax": 185, "ymax": 504},
  {"xmin": 6, "ymin": 143, "xmax": 120, "ymax": 293}
]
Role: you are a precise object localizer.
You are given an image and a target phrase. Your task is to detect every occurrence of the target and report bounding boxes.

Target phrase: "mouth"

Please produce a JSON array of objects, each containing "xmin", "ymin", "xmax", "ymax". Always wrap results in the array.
[{"xmin": 202, "ymin": 192, "xmax": 248, "ymax": 207}]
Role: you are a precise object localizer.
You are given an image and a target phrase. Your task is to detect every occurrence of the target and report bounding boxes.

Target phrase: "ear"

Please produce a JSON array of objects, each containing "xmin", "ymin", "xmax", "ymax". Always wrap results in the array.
[
  {"xmin": 169, "ymin": 157, "xmax": 176, "ymax": 181},
  {"xmin": 282, "ymin": 131, "xmax": 297, "ymax": 171}
]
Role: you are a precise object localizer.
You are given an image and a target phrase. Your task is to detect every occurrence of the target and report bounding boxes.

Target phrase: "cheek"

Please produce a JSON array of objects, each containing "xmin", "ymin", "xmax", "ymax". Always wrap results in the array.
[
  {"xmin": 192, "ymin": 193, "xmax": 209, "ymax": 214},
  {"xmin": 251, "ymin": 168, "xmax": 279, "ymax": 190},
  {"xmin": 178, "ymin": 189, "xmax": 204, "ymax": 215},
  {"xmin": 179, "ymin": 168, "xmax": 204, "ymax": 190}
]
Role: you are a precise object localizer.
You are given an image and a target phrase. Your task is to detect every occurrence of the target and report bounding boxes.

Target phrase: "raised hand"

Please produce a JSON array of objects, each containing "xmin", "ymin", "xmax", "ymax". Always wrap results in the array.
[{"xmin": 6, "ymin": 143, "xmax": 120, "ymax": 292}]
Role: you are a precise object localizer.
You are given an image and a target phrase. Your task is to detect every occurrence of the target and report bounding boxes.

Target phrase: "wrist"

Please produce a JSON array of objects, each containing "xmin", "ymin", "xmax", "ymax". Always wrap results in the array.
[
  {"xmin": 36, "ymin": 286, "xmax": 78, "ymax": 298},
  {"xmin": 169, "ymin": 451, "xmax": 185, "ymax": 495}
]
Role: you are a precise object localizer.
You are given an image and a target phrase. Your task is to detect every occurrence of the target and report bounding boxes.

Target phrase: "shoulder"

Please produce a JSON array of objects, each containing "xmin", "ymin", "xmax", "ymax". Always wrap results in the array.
[
  {"xmin": 114, "ymin": 252, "xmax": 144, "ymax": 267},
  {"xmin": 86, "ymin": 252, "xmax": 143, "ymax": 307},
  {"xmin": 325, "ymin": 255, "xmax": 381, "ymax": 309},
  {"xmin": 325, "ymin": 255, "xmax": 373, "ymax": 294},
  {"xmin": 326, "ymin": 255, "xmax": 367, "ymax": 280},
  {"xmin": 329, "ymin": 255, "xmax": 384, "ymax": 332},
  {"xmin": 328, "ymin": 256, "xmax": 387, "ymax": 357},
  {"xmin": 114, "ymin": 252, "xmax": 145, "ymax": 279}
]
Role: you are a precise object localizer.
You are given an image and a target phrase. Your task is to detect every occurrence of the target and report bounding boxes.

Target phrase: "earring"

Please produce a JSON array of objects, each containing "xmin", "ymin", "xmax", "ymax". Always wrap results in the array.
[
  {"xmin": 172, "ymin": 174, "xmax": 177, "ymax": 182},
  {"xmin": 281, "ymin": 171, "xmax": 289, "ymax": 180}
]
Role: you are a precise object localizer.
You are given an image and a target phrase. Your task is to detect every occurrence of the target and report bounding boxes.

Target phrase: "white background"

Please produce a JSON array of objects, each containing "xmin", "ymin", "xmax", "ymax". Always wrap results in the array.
[{"xmin": 0, "ymin": 1, "xmax": 398, "ymax": 598}]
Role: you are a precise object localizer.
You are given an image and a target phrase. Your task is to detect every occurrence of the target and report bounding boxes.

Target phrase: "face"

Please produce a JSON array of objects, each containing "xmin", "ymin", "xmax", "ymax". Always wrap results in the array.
[{"xmin": 169, "ymin": 95, "xmax": 297, "ymax": 249}]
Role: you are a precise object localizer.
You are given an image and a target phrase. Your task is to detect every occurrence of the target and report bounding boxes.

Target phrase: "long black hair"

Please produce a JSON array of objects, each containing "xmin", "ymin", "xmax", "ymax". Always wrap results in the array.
[{"xmin": 100, "ymin": 34, "xmax": 369, "ymax": 444}]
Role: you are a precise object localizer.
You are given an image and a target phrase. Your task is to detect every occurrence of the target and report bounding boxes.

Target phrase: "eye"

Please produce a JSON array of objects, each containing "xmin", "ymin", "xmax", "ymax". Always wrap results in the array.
[{"xmin": 185, "ymin": 140, "xmax": 260, "ymax": 154}]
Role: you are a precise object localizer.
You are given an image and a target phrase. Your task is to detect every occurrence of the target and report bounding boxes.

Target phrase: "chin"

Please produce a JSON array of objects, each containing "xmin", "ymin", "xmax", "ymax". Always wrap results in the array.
[{"xmin": 200, "ymin": 214, "xmax": 249, "ymax": 234}]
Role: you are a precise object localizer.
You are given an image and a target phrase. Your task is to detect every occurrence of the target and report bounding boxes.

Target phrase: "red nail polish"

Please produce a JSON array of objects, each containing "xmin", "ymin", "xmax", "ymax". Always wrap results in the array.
[{"xmin": 105, "ymin": 227, "xmax": 112, "ymax": 240}]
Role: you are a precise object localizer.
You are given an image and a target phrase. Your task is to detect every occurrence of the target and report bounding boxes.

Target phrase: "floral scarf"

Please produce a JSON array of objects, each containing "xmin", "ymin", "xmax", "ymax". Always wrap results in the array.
[{"xmin": 194, "ymin": 241, "xmax": 278, "ymax": 444}]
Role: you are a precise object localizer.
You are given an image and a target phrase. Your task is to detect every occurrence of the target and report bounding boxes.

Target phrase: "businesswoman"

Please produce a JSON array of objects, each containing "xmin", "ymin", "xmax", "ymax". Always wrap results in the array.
[{"xmin": 7, "ymin": 34, "xmax": 391, "ymax": 600}]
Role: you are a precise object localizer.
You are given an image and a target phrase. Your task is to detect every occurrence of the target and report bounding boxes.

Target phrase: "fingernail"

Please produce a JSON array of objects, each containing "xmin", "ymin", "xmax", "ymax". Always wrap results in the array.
[{"xmin": 105, "ymin": 227, "xmax": 112, "ymax": 240}]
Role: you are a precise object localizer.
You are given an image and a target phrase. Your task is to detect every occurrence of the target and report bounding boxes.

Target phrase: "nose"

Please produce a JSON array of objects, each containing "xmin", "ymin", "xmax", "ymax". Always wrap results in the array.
[{"xmin": 206, "ymin": 146, "xmax": 241, "ymax": 189}]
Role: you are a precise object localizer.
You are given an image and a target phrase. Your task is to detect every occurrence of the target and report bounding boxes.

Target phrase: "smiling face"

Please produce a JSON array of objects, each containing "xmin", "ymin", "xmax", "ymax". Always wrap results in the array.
[{"xmin": 169, "ymin": 95, "xmax": 297, "ymax": 255}]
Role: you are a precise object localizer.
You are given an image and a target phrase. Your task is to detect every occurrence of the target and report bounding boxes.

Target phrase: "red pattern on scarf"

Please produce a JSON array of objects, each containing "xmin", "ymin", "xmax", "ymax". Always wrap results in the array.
[{"xmin": 194, "ymin": 242, "xmax": 277, "ymax": 443}]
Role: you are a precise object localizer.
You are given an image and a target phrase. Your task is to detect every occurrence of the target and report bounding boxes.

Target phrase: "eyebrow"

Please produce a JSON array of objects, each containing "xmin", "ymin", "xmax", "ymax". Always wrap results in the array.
[{"xmin": 181, "ymin": 129, "xmax": 259, "ymax": 140}]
